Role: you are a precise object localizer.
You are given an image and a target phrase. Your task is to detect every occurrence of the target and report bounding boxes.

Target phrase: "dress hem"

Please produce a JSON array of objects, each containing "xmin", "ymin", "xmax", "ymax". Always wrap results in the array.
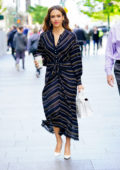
[{"xmin": 41, "ymin": 120, "xmax": 79, "ymax": 141}]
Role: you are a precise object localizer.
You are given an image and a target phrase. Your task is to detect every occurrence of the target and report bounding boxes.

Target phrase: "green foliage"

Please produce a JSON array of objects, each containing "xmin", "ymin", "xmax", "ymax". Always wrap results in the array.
[
  {"xmin": 28, "ymin": 5, "xmax": 48, "ymax": 24},
  {"xmin": 77, "ymin": 0, "xmax": 120, "ymax": 21},
  {"xmin": 0, "ymin": 0, "xmax": 6, "ymax": 14}
]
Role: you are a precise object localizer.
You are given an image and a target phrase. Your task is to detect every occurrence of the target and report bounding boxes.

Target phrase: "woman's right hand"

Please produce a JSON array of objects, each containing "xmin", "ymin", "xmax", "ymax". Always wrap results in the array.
[
  {"xmin": 107, "ymin": 75, "xmax": 114, "ymax": 87},
  {"xmin": 77, "ymin": 85, "xmax": 84, "ymax": 93}
]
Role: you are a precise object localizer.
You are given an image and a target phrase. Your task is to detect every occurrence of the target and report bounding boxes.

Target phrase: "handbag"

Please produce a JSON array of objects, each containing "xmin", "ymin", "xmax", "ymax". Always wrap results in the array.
[{"xmin": 76, "ymin": 90, "xmax": 93, "ymax": 118}]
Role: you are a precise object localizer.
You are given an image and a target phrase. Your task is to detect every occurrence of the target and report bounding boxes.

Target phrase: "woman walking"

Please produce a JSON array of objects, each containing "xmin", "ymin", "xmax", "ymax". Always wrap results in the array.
[{"xmin": 35, "ymin": 5, "xmax": 83, "ymax": 159}]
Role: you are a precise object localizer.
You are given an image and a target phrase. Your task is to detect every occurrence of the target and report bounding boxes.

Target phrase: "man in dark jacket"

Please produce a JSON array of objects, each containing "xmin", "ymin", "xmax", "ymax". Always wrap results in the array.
[
  {"xmin": 73, "ymin": 27, "xmax": 86, "ymax": 53},
  {"xmin": 92, "ymin": 26, "xmax": 100, "ymax": 54},
  {"xmin": 13, "ymin": 26, "xmax": 27, "ymax": 71},
  {"xmin": 7, "ymin": 25, "xmax": 17, "ymax": 60}
]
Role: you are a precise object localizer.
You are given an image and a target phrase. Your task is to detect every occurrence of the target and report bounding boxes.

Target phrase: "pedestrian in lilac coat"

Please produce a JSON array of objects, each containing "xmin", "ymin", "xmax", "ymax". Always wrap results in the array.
[{"xmin": 105, "ymin": 22, "xmax": 120, "ymax": 94}]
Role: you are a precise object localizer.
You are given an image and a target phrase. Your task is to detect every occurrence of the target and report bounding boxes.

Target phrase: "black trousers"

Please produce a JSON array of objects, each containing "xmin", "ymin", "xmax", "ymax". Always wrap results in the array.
[
  {"xmin": 114, "ymin": 60, "xmax": 120, "ymax": 95},
  {"xmin": 78, "ymin": 41, "xmax": 84, "ymax": 53},
  {"xmin": 12, "ymin": 47, "xmax": 16, "ymax": 60}
]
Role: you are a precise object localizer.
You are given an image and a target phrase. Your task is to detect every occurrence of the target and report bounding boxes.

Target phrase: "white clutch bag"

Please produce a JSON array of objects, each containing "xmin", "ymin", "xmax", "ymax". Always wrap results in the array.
[{"xmin": 76, "ymin": 90, "xmax": 93, "ymax": 118}]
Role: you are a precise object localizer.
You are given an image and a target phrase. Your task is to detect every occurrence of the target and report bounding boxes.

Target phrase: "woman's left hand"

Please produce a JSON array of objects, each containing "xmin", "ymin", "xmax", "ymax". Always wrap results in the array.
[{"xmin": 77, "ymin": 85, "xmax": 84, "ymax": 93}]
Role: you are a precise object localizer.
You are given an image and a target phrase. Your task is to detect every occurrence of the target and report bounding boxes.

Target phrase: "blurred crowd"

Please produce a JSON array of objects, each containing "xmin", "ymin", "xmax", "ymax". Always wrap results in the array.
[
  {"xmin": 7, "ymin": 25, "xmax": 43, "ymax": 77},
  {"xmin": 73, "ymin": 24, "xmax": 107, "ymax": 56},
  {"xmin": 6, "ymin": 24, "xmax": 107, "ymax": 77}
]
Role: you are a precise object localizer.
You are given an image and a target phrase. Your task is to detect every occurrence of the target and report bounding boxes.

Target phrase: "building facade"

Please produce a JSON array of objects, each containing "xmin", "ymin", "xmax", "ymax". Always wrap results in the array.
[{"xmin": 3, "ymin": 0, "xmax": 30, "ymax": 13}]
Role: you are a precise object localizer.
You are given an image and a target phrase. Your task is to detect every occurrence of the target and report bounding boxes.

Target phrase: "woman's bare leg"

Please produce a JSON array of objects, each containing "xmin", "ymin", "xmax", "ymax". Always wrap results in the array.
[
  {"xmin": 64, "ymin": 137, "xmax": 71, "ymax": 155},
  {"xmin": 53, "ymin": 127, "xmax": 62, "ymax": 153}
]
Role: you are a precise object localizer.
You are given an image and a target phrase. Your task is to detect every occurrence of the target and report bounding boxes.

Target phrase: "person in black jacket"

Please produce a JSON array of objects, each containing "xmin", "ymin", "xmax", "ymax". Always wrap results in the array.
[
  {"xmin": 7, "ymin": 26, "xmax": 17, "ymax": 60},
  {"xmin": 73, "ymin": 27, "xmax": 86, "ymax": 53},
  {"xmin": 92, "ymin": 26, "xmax": 99, "ymax": 54}
]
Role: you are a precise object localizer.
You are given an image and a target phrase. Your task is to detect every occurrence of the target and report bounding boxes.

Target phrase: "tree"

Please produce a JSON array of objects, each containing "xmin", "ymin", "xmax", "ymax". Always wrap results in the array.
[
  {"xmin": 0, "ymin": 0, "xmax": 6, "ymax": 14},
  {"xmin": 28, "ymin": 5, "xmax": 48, "ymax": 24},
  {"xmin": 77, "ymin": 0, "xmax": 120, "ymax": 28}
]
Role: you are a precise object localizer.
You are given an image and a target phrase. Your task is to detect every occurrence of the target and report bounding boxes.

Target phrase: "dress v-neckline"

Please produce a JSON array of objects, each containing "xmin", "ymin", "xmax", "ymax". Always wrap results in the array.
[{"xmin": 52, "ymin": 29, "xmax": 66, "ymax": 47}]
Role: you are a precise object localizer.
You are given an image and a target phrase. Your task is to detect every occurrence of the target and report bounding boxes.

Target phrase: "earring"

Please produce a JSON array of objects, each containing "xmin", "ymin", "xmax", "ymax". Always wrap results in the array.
[{"xmin": 49, "ymin": 22, "xmax": 52, "ymax": 27}]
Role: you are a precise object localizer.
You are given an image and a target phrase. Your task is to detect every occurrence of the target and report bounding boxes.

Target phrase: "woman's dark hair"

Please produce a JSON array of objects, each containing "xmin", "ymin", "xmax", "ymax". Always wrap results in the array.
[{"xmin": 43, "ymin": 5, "xmax": 71, "ymax": 32}]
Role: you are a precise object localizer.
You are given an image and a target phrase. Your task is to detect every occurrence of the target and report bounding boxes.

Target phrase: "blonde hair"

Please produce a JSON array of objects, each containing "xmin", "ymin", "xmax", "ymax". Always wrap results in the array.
[{"xmin": 33, "ymin": 27, "xmax": 39, "ymax": 33}]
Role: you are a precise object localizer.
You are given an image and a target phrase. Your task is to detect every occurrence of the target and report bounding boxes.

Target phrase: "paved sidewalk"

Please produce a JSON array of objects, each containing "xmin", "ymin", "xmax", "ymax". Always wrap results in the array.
[{"xmin": 0, "ymin": 47, "xmax": 119, "ymax": 170}]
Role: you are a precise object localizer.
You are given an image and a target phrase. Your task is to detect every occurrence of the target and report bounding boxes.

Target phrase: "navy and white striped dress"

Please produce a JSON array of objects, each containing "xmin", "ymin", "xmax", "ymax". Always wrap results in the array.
[{"xmin": 37, "ymin": 29, "xmax": 82, "ymax": 140}]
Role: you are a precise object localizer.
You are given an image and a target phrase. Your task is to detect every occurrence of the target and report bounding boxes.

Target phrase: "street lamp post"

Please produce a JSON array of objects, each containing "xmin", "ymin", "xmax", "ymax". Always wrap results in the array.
[
  {"xmin": 103, "ymin": 2, "xmax": 113, "ymax": 31},
  {"xmin": 107, "ymin": 12, "xmax": 110, "ymax": 31},
  {"xmin": 108, "ymin": 2, "xmax": 113, "ymax": 31},
  {"xmin": 15, "ymin": 0, "xmax": 19, "ymax": 26},
  {"xmin": 16, "ymin": 0, "xmax": 18, "ymax": 15},
  {"xmin": 26, "ymin": 0, "xmax": 31, "ymax": 11}
]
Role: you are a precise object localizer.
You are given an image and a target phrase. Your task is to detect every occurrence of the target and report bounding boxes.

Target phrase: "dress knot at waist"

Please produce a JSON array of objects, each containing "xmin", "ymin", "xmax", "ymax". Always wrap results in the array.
[
  {"xmin": 47, "ymin": 62, "xmax": 71, "ymax": 66},
  {"xmin": 47, "ymin": 62, "xmax": 71, "ymax": 74}
]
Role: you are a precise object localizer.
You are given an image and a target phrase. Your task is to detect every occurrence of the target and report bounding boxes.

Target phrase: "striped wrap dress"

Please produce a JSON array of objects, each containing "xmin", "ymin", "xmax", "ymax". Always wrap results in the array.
[{"xmin": 36, "ymin": 29, "xmax": 82, "ymax": 140}]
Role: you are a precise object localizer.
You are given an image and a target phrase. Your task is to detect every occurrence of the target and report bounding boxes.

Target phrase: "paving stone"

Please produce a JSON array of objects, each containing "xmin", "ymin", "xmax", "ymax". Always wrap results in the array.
[
  {"xmin": 8, "ymin": 160, "xmax": 94, "ymax": 170},
  {"xmin": 91, "ymin": 159, "xmax": 120, "ymax": 170},
  {"xmin": 0, "ymin": 163, "xmax": 9, "ymax": 170}
]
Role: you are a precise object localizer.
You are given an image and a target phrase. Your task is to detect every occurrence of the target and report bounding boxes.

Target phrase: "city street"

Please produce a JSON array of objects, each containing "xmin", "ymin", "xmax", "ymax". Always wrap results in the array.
[{"xmin": 0, "ymin": 43, "xmax": 120, "ymax": 170}]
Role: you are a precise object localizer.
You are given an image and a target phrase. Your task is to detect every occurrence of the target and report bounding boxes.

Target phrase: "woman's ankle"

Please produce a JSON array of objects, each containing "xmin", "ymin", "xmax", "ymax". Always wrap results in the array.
[
  {"xmin": 64, "ymin": 143, "xmax": 71, "ymax": 155},
  {"xmin": 55, "ymin": 137, "xmax": 62, "ymax": 153}
]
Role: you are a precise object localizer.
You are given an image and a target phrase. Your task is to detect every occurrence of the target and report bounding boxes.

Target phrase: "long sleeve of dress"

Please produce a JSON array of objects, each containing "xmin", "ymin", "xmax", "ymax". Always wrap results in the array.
[
  {"xmin": 70, "ymin": 34, "xmax": 82, "ymax": 85},
  {"xmin": 34, "ymin": 34, "xmax": 47, "ymax": 66}
]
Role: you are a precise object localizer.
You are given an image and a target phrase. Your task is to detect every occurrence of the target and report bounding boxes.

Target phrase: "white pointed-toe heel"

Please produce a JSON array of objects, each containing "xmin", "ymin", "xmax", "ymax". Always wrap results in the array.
[
  {"xmin": 54, "ymin": 139, "xmax": 63, "ymax": 157},
  {"xmin": 64, "ymin": 154, "xmax": 71, "ymax": 160},
  {"xmin": 54, "ymin": 152, "xmax": 61, "ymax": 156}
]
